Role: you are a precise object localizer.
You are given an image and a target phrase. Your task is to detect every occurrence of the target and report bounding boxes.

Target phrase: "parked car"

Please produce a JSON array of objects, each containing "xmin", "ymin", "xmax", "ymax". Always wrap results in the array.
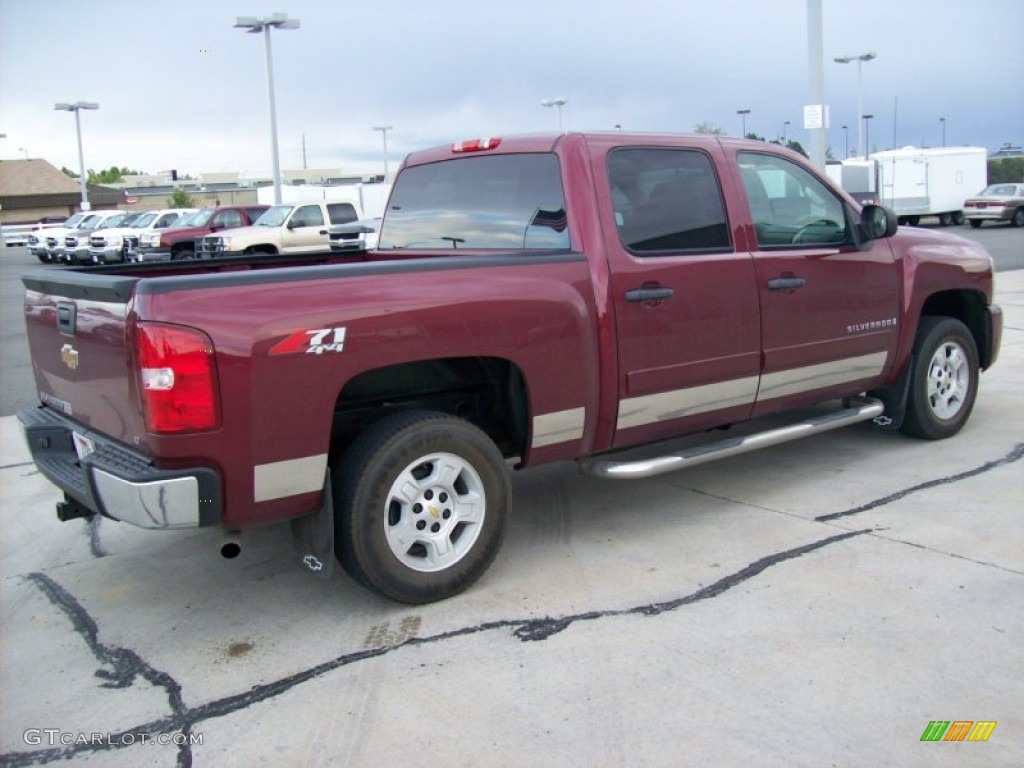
[
  {"xmin": 129, "ymin": 205, "xmax": 270, "ymax": 262},
  {"xmin": 328, "ymin": 217, "xmax": 381, "ymax": 252},
  {"xmin": 962, "ymin": 183, "xmax": 1024, "ymax": 228},
  {"xmin": 44, "ymin": 213, "xmax": 100, "ymax": 263},
  {"xmin": 197, "ymin": 201, "xmax": 360, "ymax": 256},
  {"xmin": 61, "ymin": 211, "xmax": 135, "ymax": 265},
  {"xmin": 18, "ymin": 132, "xmax": 1002, "ymax": 604},
  {"xmin": 27, "ymin": 213, "xmax": 88, "ymax": 262},
  {"xmin": 90, "ymin": 208, "xmax": 197, "ymax": 264}
]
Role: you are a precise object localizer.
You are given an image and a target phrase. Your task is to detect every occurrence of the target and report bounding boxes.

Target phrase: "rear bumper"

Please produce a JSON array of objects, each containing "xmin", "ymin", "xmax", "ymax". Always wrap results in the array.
[{"xmin": 19, "ymin": 407, "xmax": 221, "ymax": 529}]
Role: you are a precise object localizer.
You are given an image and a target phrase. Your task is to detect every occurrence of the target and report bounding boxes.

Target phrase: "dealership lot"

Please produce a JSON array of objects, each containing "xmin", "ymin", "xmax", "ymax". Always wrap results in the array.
[{"xmin": 1, "ymin": 241, "xmax": 1022, "ymax": 766}]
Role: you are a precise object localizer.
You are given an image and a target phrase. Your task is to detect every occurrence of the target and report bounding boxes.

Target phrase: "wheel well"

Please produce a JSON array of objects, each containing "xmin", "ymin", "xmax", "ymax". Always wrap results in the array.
[
  {"xmin": 329, "ymin": 357, "xmax": 528, "ymax": 461},
  {"xmin": 246, "ymin": 244, "xmax": 278, "ymax": 255},
  {"xmin": 919, "ymin": 290, "xmax": 994, "ymax": 368}
]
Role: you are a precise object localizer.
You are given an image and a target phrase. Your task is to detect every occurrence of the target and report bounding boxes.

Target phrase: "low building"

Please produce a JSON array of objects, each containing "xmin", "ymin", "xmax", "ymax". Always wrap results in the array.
[{"xmin": 0, "ymin": 158, "xmax": 124, "ymax": 224}]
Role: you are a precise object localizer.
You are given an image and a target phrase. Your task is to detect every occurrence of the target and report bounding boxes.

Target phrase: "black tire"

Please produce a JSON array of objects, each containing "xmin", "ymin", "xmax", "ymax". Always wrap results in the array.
[
  {"xmin": 906, "ymin": 215, "xmax": 921, "ymax": 226},
  {"xmin": 952, "ymin": 211, "xmax": 964, "ymax": 226},
  {"xmin": 901, "ymin": 317, "xmax": 979, "ymax": 440},
  {"xmin": 1011, "ymin": 208, "xmax": 1024, "ymax": 228},
  {"xmin": 968, "ymin": 219, "xmax": 982, "ymax": 229},
  {"xmin": 333, "ymin": 411, "xmax": 509, "ymax": 604},
  {"xmin": 938, "ymin": 212, "xmax": 952, "ymax": 227},
  {"xmin": 173, "ymin": 248, "xmax": 195, "ymax": 261}
]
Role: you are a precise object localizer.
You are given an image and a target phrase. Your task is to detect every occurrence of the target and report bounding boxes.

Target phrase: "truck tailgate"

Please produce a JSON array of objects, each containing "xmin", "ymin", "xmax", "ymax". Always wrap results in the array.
[{"xmin": 22, "ymin": 272, "xmax": 143, "ymax": 444}]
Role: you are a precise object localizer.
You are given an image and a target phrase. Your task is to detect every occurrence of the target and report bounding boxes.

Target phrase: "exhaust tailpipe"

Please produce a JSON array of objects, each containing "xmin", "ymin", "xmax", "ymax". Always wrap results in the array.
[{"xmin": 220, "ymin": 533, "xmax": 241, "ymax": 559}]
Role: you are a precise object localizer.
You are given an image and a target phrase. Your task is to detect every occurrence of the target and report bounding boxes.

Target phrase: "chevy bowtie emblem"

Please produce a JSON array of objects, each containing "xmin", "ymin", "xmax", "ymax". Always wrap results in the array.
[{"xmin": 61, "ymin": 343, "xmax": 79, "ymax": 370}]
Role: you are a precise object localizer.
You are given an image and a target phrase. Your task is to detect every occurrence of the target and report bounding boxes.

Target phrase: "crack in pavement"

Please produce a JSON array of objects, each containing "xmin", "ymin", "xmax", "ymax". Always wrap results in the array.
[
  {"xmin": 4, "ymin": 442, "xmax": 1021, "ymax": 766},
  {"xmin": 815, "ymin": 442, "xmax": 1024, "ymax": 522},
  {"xmin": 2, "ymin": 529, "xmax": 868, "ymax": 766}
]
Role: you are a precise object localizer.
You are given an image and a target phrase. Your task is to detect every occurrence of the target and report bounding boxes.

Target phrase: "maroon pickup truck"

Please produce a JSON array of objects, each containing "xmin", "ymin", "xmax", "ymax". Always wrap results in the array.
[
  {"xmin": 19, "ymin": 132, "xmax": 1002, "ymax": 604},
  {"xmin": 129, "ymin": 204, "xmax": 270, "ymax": 262}
]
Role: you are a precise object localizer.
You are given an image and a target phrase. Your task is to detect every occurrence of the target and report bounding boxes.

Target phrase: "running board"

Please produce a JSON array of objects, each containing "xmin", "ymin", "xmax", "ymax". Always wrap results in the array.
[{"xmin": 579, "ymin": 396, "xmax": 885, "ymax": 480}]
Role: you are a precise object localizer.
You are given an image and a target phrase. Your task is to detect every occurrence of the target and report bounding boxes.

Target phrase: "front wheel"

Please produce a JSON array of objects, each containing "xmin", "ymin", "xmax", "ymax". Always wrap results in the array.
[
  {"xmin": 1011, "ymin": 208, "xmax": 1024, "ymax": 228},
  {"xmin": 901, "ymin": 317, "xmax": 979, "ymax": 440},
  {"xmin": 333, "ymin": 411, "xmax": 509, "ymax": 603}
]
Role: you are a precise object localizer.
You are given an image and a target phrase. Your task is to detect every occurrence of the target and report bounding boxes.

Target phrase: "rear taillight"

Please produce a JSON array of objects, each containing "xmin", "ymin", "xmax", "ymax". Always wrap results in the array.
[{"xmin": 136, "ymin": 322, "xmax": 220, "ymax": 433}]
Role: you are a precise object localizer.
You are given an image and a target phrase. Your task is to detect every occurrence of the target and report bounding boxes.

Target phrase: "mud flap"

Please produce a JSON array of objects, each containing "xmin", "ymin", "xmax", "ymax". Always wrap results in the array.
[
  {"xmin": 868, "ymin": 364, "xmax": 911, "ymax": 431},
  {"xmin": 290, "ymin": 472, "xmax": 335, "ymax": 580}
]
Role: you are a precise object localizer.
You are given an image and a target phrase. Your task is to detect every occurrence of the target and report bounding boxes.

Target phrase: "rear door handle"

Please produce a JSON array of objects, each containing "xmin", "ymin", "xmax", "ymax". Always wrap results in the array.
[
  {"xmin": 767, "ymin": 277, "xmax": 807, "ymax": 291},
  {"xmin": 625, "ymin": 287, "xmax": 675, "ymax": 302}
]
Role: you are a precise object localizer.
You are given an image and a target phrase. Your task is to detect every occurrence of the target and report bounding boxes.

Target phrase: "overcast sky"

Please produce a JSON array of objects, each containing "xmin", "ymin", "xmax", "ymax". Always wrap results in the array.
[{"xmin": 1, "ymin": 0, "xmax": 1021, "ymax": 179}]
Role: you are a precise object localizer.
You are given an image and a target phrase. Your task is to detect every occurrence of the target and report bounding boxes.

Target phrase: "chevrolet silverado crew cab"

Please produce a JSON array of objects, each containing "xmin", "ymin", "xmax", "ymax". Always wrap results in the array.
[
  {"xmin": 196, "ymin": 200, "xmax": 360, "ymax": 256},
  {"xmin": 18, "ymin": 132, "xmax": 1002, "ymax": 604}
]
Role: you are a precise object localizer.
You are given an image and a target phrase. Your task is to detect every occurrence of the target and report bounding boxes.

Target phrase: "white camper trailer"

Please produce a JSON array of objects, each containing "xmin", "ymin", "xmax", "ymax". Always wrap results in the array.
[{"xmin": 870, "ymin": 146, "xmax": 987, "ymax": 226}]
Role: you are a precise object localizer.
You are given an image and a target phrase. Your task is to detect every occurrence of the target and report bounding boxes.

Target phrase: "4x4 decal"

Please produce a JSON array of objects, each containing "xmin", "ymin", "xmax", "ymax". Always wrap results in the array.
[{"xmin": 269, "ymin": 327, "xmax": 346, "ymax": 356}]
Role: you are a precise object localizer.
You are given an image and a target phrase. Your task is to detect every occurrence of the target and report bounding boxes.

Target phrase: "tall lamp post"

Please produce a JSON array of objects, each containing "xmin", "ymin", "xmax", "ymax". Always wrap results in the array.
[
  {"xmin": 541, "ymin": 97, "xmax": 568, "ymax": 131},
  {"xmin": 54, "ymin": 102, "xmax": 99, "ymax": 210},
  {"xmin": 833, "ymin": 52, "xmax": 876, "ymax": 157},
  {"xmin": 781, "ymin": 120, "xmax": 791, "ymax": 143},
  {"xmin": 737, "ymin": 108, "xmax": 751, "ymax": 138},
  {"xmin": 373, "ymin": 125, "xmax": 393, "ymax": 181},
  {"xmin": 939, "ymin": 116, "xmax": 946, "ymax": 147},
  {"xmin": 234, "ymin": 13, "xmax": 300, "ymax": 206},
  {"xmin": 862, "ymin": 114, "xmax": 874, "ymax": 157},
  {"xmin": 841, "ymin": 125, "xmax": 849, "ymax": 158}
]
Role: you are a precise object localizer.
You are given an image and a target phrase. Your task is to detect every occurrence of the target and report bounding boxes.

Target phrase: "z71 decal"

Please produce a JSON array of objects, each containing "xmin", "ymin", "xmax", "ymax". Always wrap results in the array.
[{"xmin": 270, "ymin": 327, "xmax": 347, "ymax": 356}]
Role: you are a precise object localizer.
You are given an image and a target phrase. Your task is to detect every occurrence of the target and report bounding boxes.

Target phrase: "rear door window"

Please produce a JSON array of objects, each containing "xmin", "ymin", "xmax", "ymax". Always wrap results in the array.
[
  {"xmin": 608, "ymin": 148, "xmax": 730, "ymax": 253},
  {"xmin": 379, "ymin": 154, "xmax": 569, "ymax": 250}
]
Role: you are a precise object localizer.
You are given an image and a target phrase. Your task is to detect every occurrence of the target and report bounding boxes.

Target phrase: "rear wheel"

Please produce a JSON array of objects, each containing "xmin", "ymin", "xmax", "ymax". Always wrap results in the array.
[
  {"xmin": 1011, "ymin": 208, "xmax": 1024, "ymax": 227},
  {"xmin": 968, "ymin": 219, "xmax": 982, "ymax": 229},
  {"xmin": 333, "ymin": 411, "xmax": 509, "ymax": 603},
  {"xmin": 938, "ymin": 212, "xmax": 952, "ymax": 227},
  {"xmin": 901, "ymin": 317, "xmax": 979, "ymax": 440}
]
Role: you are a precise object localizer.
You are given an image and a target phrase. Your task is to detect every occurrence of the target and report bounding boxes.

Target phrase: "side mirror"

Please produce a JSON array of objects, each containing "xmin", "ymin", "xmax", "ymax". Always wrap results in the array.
[
  {"xmin": 286, "ymin": 219, "xmax": 297, "ymax": 230},
  {"xmin": 860, "ymin": 204, "xmax": 897, "ymax": 241}
]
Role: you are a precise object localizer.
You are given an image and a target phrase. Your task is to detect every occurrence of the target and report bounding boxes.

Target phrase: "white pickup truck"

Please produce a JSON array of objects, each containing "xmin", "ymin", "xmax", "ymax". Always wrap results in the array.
[
  {"xmin": 196, "ymin": 201, "xmax": 360, "ymax": 256},
  {"xmin": 89, "ymin": 208, "xmax": 197, "ymax": 264}
]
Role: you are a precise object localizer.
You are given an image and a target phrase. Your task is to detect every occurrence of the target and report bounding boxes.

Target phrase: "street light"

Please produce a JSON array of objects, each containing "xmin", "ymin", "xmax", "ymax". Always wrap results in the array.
[
  {"xmin": 373, "ymin": 125, "xmax": 393, "ymax": 181},
  {"xmin": 54, "ymin": 101, "xmax": 99, "ymax": 210},
  {"xmin": 782, "ymin": 120, "xmax": 791, "ymax": 143},
  {"xmin": 940, "ymin": 116, "xmax": 946, "ymax": 147},
  {"xmin": 833, "ymin": 52, "xmax": 876, "ymax": 157},
  {"xmin": 541, "ymin": 97, "xmax": 568, "ymax": 131},
  {"xmin": 862, "ymin": 114, "xmax": 874, "ymax": 157},
  {"xmin": 737, "ymin": 109, "xmax": 751, "ymax": 137},
  {"xmin": 841, "ymin": 125, "xmax": 849, "ymax": 158},
  {"xmin": 234, "ymin": 13, "xmax": 300, "ymax": 206}
]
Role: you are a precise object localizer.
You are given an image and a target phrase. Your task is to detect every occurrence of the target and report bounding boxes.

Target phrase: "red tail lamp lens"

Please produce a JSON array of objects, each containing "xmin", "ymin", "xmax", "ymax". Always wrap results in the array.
[{"xmin": 136, "ymin": 323, "xmax": 220, "ymax": 433}]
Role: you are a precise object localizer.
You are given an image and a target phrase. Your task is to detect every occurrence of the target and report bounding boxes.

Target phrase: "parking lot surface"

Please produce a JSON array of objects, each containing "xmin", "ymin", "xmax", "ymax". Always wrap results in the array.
[{"xmin": 1, "ymin": 266, "xmax": 1022, "ymax": 767}]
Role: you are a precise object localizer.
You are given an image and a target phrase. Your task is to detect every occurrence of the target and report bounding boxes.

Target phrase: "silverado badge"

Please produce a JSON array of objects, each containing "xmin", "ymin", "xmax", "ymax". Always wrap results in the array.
[{"xmin": 61, "ymin": 343, "xmax": 79, "ymax": 370}]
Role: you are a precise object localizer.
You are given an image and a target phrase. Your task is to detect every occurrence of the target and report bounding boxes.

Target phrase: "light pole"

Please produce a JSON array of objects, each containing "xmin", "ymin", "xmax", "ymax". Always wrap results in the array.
[
  {"xmin": 54, "ymin": 102, "xmax": 99, "ymax": 210},
  {"xmin": 862, "ymin": 114, "xmax": 874, "ymax": 157},
  {"xmin": 737, "ymin": 109, "xmax": 751, "ymax": 138},
  {"xmin": 541, "ymin": 97, "xmax": 567, "ymax": 131},
  {"xmin": 234, "ymin": 13, "xmax": 300, "ymax": 206},
  {"xmin": 841, "ymin": 125, "xmax": 849, "ymax": 158},
  {"xmin": 833, "ymin": 52, "xmax": 876, "ymax": 157},
  {"xmin": 373, "ymin": 125, "xmax": 393, "ymax": 181},
  {"xmin": 940, "ymin": 116, "xmax": 946, "ymax": 147},
  {"xmin": 782, "ymin": 120, "xmax": 791, "ymax": 143}
]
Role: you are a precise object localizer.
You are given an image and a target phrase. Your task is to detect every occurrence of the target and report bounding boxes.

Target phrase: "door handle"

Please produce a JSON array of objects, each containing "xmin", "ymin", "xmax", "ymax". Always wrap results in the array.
[
  {"xmin": 625, "ymin": 287, "xmax": 675, "ymax": 302},
  {"xmin": 767, "ymin": 277, "xmax": 807, "ymax": 291}
]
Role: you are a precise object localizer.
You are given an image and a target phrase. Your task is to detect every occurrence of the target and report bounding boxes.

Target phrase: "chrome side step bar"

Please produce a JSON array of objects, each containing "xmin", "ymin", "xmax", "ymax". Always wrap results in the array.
[{"xmin": 579, "ymin": 396, "xmax": 885, "ymax": 480}]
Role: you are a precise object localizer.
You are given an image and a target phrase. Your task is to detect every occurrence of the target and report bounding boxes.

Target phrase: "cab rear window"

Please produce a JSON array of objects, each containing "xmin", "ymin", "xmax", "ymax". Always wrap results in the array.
[{"xmin": 379, "ymin": 154, "xmax": 569, "ymax": 250}]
